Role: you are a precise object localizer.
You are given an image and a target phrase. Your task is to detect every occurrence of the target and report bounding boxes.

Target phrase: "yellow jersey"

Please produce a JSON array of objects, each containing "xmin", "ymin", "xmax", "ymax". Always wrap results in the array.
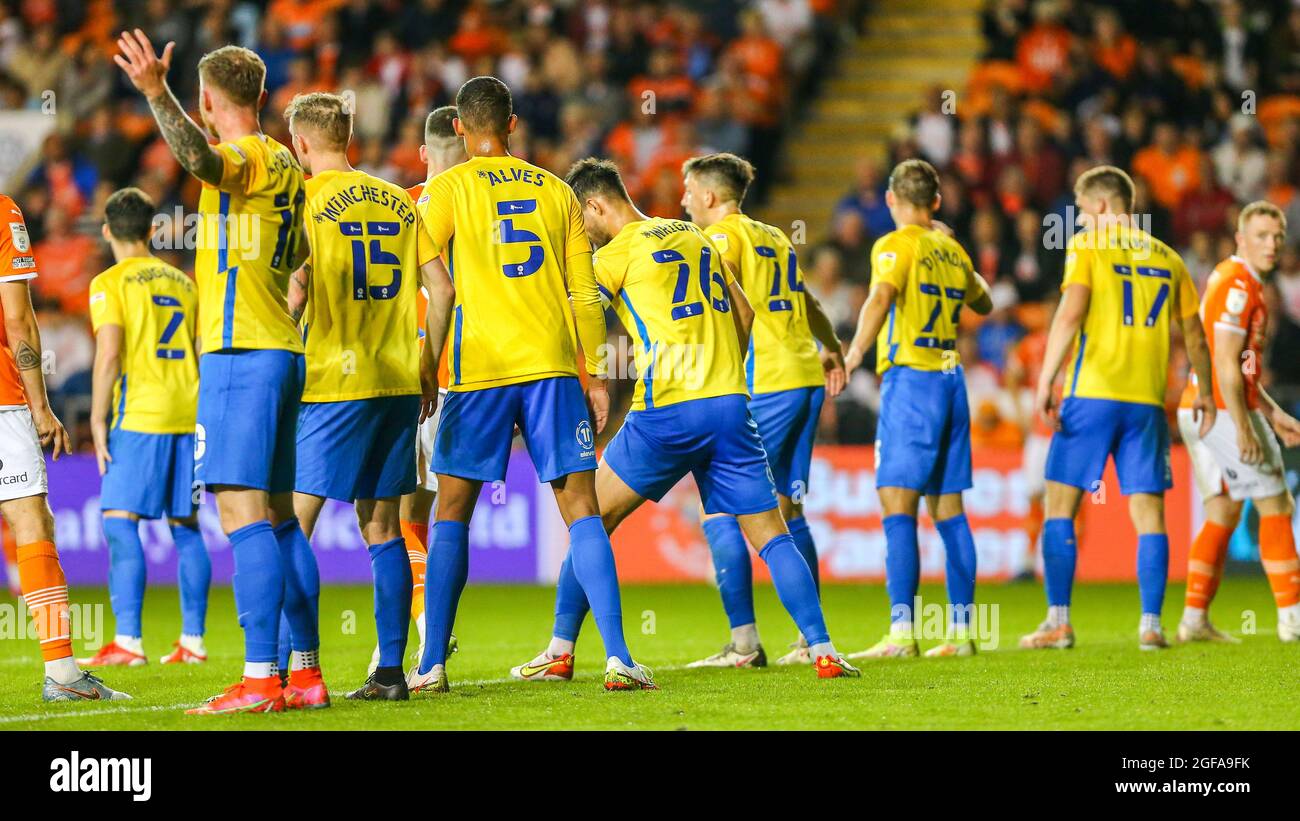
[
  {"xmin": 594, "ymin": 217, "xmax": 745, "ymax": 411},
  {"xmin": 417, "ymin": 155, "xmax": 604, "ymax": 391},
  {"xmin": 196, "ymin": 133, "xmax": 307, "ymax": 354},
  {"xmin": 871, "ymin": 224, "xmax": 982, "ymax": 375},
  {"xmin": 705, "ymin": 213, "xmax": 822, "ymax": 395},
  {"xmin": 299, "ymin": 169, "xmax": 434, "ymax": 402},
  {"xmin": 1061, "ymin": 223, "xmax": 1198, "ymax": 406},
  {"xmin": 88, "ymin": 256, "xmax": 199, "ymax": 434}
]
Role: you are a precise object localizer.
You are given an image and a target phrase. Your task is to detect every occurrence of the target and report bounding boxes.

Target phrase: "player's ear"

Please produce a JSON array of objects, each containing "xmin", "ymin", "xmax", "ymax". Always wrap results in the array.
[
  {"xmin": 884, "ymin": 189, "xmax": 895, "ymax": 210},
  {"xmin": 931, "ymin": 193, "xmax": 941, "ymax": 213},
  {"xmin": 100, "ymin": 223, "xmax": 112, "ymax": 243},
  {"xmin": 419, "ymin": 144, "xmax": 428, "ymax": 164},
  {"xmin": 452, "ymin": 117, "xmax": 464, "ymax": 137},
  {"xmin": 257, "ymin": 88, "xmax": 268, "ymax": 112},
  {"xmin": 506, "ymin": 114, "xmax": 518, "ymax": 135}
]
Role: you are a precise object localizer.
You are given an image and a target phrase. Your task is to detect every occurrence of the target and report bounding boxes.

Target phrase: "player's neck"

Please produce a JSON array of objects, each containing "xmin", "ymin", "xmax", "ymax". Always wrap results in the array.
[
  {"xmin": 463, "ymin": 131, "xmax": 511, "ymax": 159},
  {"xmin": 609, "ymin": 201, "xmax": 650, "ymax": 234},
  {"xmin": 309, "ymin": 153, "xmax": 354, "ymax": 175},
  {"xmin": 110, "ymin": 240, "xmax": 152, "ymax": 262},
  {"xmin": 701, "ymin": 203, "xmax": 740, "ymax": 228},
  {"xmin": 212, "ymin": 109, "xmax": 261, "ymax": 144},
  {"xmin": 892, "ymin": 206, "xmax": 933, "ymax": 229}
]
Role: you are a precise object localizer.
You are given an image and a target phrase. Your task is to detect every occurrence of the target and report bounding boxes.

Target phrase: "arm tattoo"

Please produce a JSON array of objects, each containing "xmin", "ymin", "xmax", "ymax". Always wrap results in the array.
[
  {"xmin": 147, "ymin": 89, "xmax": 223, "ymax": 185},
  {"xmin": 14, "ymin": 340, "xmax": 40, "ymax": 371}
]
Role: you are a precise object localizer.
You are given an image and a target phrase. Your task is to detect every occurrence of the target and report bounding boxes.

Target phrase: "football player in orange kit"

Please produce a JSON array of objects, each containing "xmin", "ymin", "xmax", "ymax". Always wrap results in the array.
[
  {"xmin": 1175, "ymin": 201, "xmax": 1300, "ymax": 643},
  {"xmin": 0, "ymin": 192, "xmax": 130, "ymax": 701}
]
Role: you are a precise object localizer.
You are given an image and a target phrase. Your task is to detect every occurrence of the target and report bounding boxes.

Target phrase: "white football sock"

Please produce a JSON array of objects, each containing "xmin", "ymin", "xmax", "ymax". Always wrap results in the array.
[
  {"xmin": 1279, "ymin": 603, "xmax": 1300, "ymax": 625},
  {"xmin": 890, "ymin": 621, "xmax": 913, "ymax": 638},
  {"xmin": 1048, "ymin": 605, "xmax": 1070, "ymax": 627},
  {"xmin": 731, "ymin": 623, "xmax": 760, "ymax": 653},
  {"xmin": 416, "ymin": 612, "xmax": 426, "ymax": 644},
  {"xmin": 1182, "ymin": 606, "xmax": 1206, "ymax": 626},
  {"xmin": 290, "ymin": 649, "xmax": 319, "ymax": 671},
  {"xmin": 1139, "ymin": 613, "xmax": 1161, "ymax": 634},
  {"xmin": 244, "ymin": 661, "xmax": 276, "ymax": 679},
  {"xmin": 46, "ymin": 655, "xmax": 81, "ymax": 684},
  {"xmin": 180, "ymin": 634, "xmax": 205, "ymax": 654},
  {"xmin": 546, "ymin": 637, "xmax": 575, "ymax": 657},
  {"xmin": 810, "ymin": 642, "xmax": 835, "ymax": 658},
  {"xmin": 114, "ymin": 634, "xmax": 143, "ymax": 655}
]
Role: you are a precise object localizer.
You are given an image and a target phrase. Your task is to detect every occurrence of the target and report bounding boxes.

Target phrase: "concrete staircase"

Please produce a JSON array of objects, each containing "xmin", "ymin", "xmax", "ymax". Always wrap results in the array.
[{"xmin": 755, "ymin": 0, "xmax": 985, "ymax": 237}]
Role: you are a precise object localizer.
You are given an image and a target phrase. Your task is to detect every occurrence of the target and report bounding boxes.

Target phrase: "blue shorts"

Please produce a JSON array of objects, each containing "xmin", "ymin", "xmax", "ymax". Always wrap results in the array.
[
  {"xmin": 195, "ymin": 349, "xmax": 304, "ymax": 493},
  {"xmin": 604, "ymin": 393, "xmax": 778, "ymax": 516},
  {"xmin": 433, "ymin": 376, "xmax": 595, "ymax": 483},
  {"xmin": 750, "ymin": 386, "xmax": 824, "ymax": 502},
  {"xmin": 875, "ymin": 365, "xmax": 972, "ymax": 495},
  {"xmin": 1045, "ymin": 396, "xmax": 1171, "ymax": 495},
  {"xmin": 296, "ymin": 396, "xmax": 419, "ymax": 502},
  {"xmin": 100, "ymin": 430, "xmax": 196, "ymax": 520}
]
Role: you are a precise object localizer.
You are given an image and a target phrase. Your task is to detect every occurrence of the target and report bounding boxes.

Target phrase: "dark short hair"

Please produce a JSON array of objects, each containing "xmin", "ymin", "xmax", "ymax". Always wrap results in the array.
[
  {"xmin": 425, "ymin": 105, "xmax": 458, "ymax": 142},
  {"xmin": 104, "ymin": 187, "xmax": 156, "ymax": 242},
  {"xmin": 681, "ymin": 153, "xmax": 755, "ymax": 204},
  {"xmin": 888, "ymin": 159, "xmax": 941, "ymax": 209},
  {"xmin": 564, "ymin": 157, "xmax": 631, "ymax": 203},
  {"xmin": 455, "ymin": 76, "xmax": 512, "ymax": 137}
]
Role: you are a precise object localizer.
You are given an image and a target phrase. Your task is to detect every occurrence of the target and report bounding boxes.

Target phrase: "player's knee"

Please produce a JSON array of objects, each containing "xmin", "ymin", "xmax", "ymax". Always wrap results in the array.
[{"xmin": 1128, "ymin": 494, "xmax": 1166, "ymax": 534}]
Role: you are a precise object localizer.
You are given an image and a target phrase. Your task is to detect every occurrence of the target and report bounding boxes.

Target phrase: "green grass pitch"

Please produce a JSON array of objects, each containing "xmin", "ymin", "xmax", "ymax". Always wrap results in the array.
[{"xmin": 1, "ymin": 580, "xmax": 1296, "ymax": 730}]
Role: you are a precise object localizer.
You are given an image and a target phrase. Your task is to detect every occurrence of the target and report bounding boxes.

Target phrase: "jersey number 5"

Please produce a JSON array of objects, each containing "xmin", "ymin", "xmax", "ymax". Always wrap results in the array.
[{"xmin": 496, "ymin": 199, "xmax": 545, "ymax": 278}]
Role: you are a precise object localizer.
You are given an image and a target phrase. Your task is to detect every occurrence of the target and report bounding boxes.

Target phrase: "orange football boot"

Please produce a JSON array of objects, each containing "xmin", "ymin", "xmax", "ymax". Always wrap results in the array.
[
  {"xmin": 284, "ymin": 667, "xmax": 331, "ymax": 710},
  {"xmin": 815, "ymin": 655, "xmax": 861, "ymax": 678},
  {"xmin": 77, "ymin": 640, "xmax": 147, "ymax": 667},
  {"xmin": 186, "ymin": 677, "xmax": 285, "ymax": 715},
  {"xmin": 161, "ymin": 641, "xmax": 207, "ymax": 664}
]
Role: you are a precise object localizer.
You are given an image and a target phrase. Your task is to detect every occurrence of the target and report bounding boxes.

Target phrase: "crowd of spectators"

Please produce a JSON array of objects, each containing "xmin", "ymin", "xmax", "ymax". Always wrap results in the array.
[
  {"xmin": 3, "ymin": 0, "xmax": 1300, "ymax": 457},
  {"xmin": 0, "ymin": 0, "xmax": 853, "ymax": 447},
  {"xmin": 810, "ymin": 0, "xmax": 1300, "ymax": 448}
]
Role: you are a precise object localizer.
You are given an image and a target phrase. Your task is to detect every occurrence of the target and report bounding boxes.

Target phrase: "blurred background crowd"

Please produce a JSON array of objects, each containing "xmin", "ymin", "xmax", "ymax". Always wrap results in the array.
[{"xmin": 0, "ymin": 0, "xmax": 1299, "ymax": 455}]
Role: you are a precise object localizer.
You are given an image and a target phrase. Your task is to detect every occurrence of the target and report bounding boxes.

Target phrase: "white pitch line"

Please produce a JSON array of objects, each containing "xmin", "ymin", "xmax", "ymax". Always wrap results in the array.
[{"xmin": 0, "ymin": 664, "xmax": 694, "ymax": 724}]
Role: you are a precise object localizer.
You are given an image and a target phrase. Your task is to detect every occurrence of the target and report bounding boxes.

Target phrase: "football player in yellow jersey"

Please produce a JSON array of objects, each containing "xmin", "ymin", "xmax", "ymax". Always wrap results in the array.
[
  {"xmin": 1021, "ymin": 165, "xmax": 1215, "ymax": 651},
  {"xmin": 116, "ymin": 34, "xmax": 326, "ymax": 714},
  {"xmin": 678, "ymin": 153, "xmax": 848, "ymax": 669},
  {"xmin": 82, "ymin": 188, "xmax": 210, "ymax": 670},
  {"xmin": 509, "ymin": 158, "xmax": 860, "ymax": 682},
  {"xmin": 280, "ymin": 93, "xmax": 449, "ymax": 701},
  {"xmin": 409, "ymin": 77, "xmax": 646, "ymax": 692},
  {"xmin": 843, "ymin": 160, "xmax": 994, "ymax": 659},
  {"xmin": 394, "ymin": 105, "xmax": 465, "ymax": 672}
]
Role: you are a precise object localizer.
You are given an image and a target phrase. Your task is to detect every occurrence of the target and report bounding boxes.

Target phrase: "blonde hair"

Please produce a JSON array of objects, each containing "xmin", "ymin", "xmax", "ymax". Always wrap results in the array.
[
  {"xmin": 283, "ymin": 92, "xmax": 353, "ymax": 151},
  {"xmin": 888, "ymin": 159, "xmax": 941, "ymax": 209},
  {"xmin": 1238, "ymin": 199, "xmax": 1287, "ymax": 233},
  {"xmin": 197, "ymin": 46, "xmax": 266, "ymax": 108},
  {"xmin": 1074, "ymin": 165, "xmax": 1136, "ymax": 213}
]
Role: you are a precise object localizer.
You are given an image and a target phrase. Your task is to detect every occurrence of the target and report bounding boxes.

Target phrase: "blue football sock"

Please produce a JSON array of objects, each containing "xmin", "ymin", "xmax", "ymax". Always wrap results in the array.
[
  {"xmin": 368, "ymin": 537, "xmax": 412, "ymax": 668},
  {"xmin": 567, "ymin": 515, "xmax": 632, "ymax": 666},
  {"xmin": 420, "ymin": 520, "xmax": 469, "ymax": 672},
  {"xmin": 228, "ymin": 520, "xmax": 284, "ymax": 663},
  {"xmin": 274, "ymin": 519, "xmax": 320, "ymax": 652},
  {"xmin": 702, "ymin": 516, "xmax": 755, "ymax": 628},
  {"xmin": 277, "ymin": 613, "xmax": 291, "ymax": 672},
  {"xmin": 552, "ymin": 551, "xmax": 589, "ymax": 642},
  {"xmin": 935, "ymin": 513, "xmax": 977, "ymax": 627},
  {"xmin": 169, "ymin": 521, "xmax": 210, "ymax": 636},
  {"xmin": 883, "ymin": 514, "xmax": 919, "ymax": 625},
  {"xmin": 786, "ymin": 516, "xmax": 820, "ymax": 593},
  {"xmin": 103, "ymin": 517, "xmax": 145, "ymax": 638},
  {"xmin": 1042, "ymin": 518, "xmax": 1077, "ymax": 607},
  {"xmin": 759, "ymin": 533, "xmax": 829, "ymax": 646},
  {"xmin": 1136, "ymin": 533, "xmax": 1169, "ymax": 616}
]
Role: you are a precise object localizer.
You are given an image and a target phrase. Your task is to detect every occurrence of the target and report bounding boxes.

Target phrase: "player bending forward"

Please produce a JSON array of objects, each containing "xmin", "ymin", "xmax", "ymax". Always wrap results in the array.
[
  {"xmin": 1175, "ymin": 201, "xmax": 1300, "ymax": 643},
  {"xmin": 1021, "ymin": 165, "xmax": 1215, "ymax": 651},
  {"xmin": 82, "ymin": 187, "xmax": 211, "ymax": 668},
  {"xmin": 411, "ymin": 77, "xmax": 645, "ymax": 693},
  {"xmin": 117, "ymin": 34, "xmax": 325, "ymax": 714},
  {"xmin": 679, "ymin": 153, "xmax": 847, "ymax": 669},
  {"xmin": 283, "ymin": 93, "xmax": 449, "ymax": 700},
  {"xmin": 510, "ymin": 158, "xmax": 860, "ymax": 682},
  {"xmin": 842, "ymin": 159, "xmax": 994, "ymax": 658},
  {"xmin": 0, "ymin": 192, "xmax": 129, "ymax": 701}
]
